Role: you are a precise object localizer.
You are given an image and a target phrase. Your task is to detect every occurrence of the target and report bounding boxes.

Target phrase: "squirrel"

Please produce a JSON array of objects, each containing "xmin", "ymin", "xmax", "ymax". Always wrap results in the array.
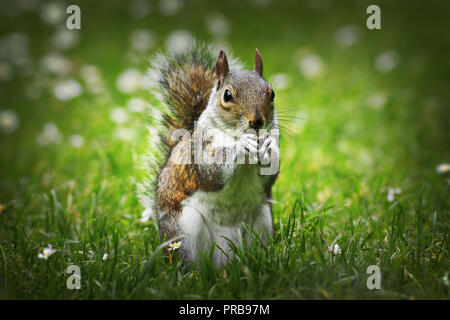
[{"xmin": 139, "ymin": 43, "xmax": 280, "ymax": 267}]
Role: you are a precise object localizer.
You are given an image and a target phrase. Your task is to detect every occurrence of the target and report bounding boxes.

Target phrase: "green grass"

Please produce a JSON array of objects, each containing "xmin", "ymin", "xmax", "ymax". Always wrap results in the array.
[{"xmin": 0, "ymin": 0, "xmax": 449, "ymax": 299}]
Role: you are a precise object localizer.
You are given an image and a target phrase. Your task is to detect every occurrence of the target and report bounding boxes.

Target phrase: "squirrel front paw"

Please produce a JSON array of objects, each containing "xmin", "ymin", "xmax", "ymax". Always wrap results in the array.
[
  {"xmin": 258, "ymin": 132, "xmax": 273, "ymax": 165},
  {"xmin": 236, "ymin": 133, "xmax": 259, "ymax": 164}
]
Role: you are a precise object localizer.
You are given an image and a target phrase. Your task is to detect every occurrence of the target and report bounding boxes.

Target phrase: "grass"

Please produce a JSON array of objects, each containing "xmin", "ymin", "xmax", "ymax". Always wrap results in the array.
[{"xmin": 0, "ymin": 0, "xmax": 449, "ymax": 299}]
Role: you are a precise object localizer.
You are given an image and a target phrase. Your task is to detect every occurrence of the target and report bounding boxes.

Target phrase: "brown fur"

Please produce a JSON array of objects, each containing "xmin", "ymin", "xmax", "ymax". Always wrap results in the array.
[
  {"xmin": 157, "ymin": 134, "xmax": 224, "ymax": 239},
  {"xmin": 163, "ymin": 63, "xmax": 215, "ymax": 134},
  {"xmin": 155, "ymin": 48, "xmax": 278, "ymax": 242}
]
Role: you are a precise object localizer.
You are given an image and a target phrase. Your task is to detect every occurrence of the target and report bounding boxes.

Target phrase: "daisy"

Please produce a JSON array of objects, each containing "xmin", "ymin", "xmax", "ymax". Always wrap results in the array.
[
  {"xmin": 53, "ymin": 79, "xmax": 82, "ymax": 101},
  {"xmin": 116, "ymin": 68, "xmax": 143, "ymax": 93},
  {"xmin": 436, "ymin": 163, "xmax": 450, "ymax": 174},
  {"xmin": 387, "ymin": 187, "xmax": 401, "ymax": 202},
  {"xmin": 37, "ymin": 122, "xmax": 62, "ymax": 146},
  {"xmin": 205, "ymin": 13, "xmax": 231, "ymax": 39},
  {"xmin": 52, "ymin": 28, "xmax": 80, "ymax": 50},
  {"xmin": 70, "ymin": 135, "xmax": 84, "ymax": 148},
  {"xmin": 127, "ymin": 97, "xmax": 148, "ymax": 113},
  {"xmin": 270, "ymin": 73, "xmax": 291, "ymax": 90},
  {"xmin": 158, "ymin": 0, "xmax": 184, "ymax": 16},
  {"xmin": 38, "ymin": 244, "xmax": 56, "ymax": 260},
  {"xmin": 40, "ymin": 51, "xmax": 72, "ymax": 76},
  {"xmin": 79, "ymin": 65, "xmax": 104, "ymax": 93},
  {"xmin": 328, "ymin": 243, "xmax": 341, "ymax": 255},
  {"xmin": 114, "ymin": 128, "xmax": 134, "ymax": 141},
  {"xmin": 0, "ymin": 109, "xmax": 19, "ymax": 134},
  {"xmin": 344, "ymin": 199, "xmax": 352, "ymax": 208},
  {"xmin": 0, "ymin": 61, "xmax": 13, "ymax": 82},
  {"xmin": 168, "ymin": 241, "xmax": 182, "ymax": 251},
  {"xmin": 129, "ymin": 29, "xmax": 155, "ymax": 52},
  {"xmin": 39, "ymin": 1, "xmax": 65, "ymax": 25},
  {"xmin": 110, "ymin": 107, "xmax": 129, "ymax": 124},
  {"xmin": 366, "ymin": 92, "xmax": 387, "ymax": 110},
  {"xmin": 166, "ymin": 30, "xmax": 194, "ymax": 53},
  {"xmin": 335, "ymin": 25, "xmax": 360, "ymax": 47},
  {"xmin": 299, "ymin": 54, "xmax": 324, "ymax": 79},
  {"xmin": 375, "ymin": 50, "xmax": 400, "ymax": 73}
]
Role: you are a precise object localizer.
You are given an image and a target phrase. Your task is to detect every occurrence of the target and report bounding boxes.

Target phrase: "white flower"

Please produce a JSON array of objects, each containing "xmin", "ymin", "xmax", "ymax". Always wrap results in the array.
[
  {"xmin": 37, "ymin": 122, "xmax": 62, "ymax": 145},
  {"xmin": 375, "ymin": 50, "xmax": 399, "ymax": 73},
  {"xmin": 129, "ymin": 29, "xmax": 155, "ymax": 52},
  {"xmin": 344, "ymin": 199, "xmax": 352, "ymax": 208},
  {"xmin": 70, "ymin": 134, "xmax": 84, "ymax": 148},
  {"xmin": 0, "ymin": 62, "xmax": 13, "ymax": 82},
  {"xmin": 110, "ymin": 107, "xmax": 129, "ymax": 124},
  {"xmin": 270, "ymin": 73, "xmax": 291, "ymax": 90},
  {"xmin": 102, "ymin": 253, "xmax": 109, "ymax": 261},
  {"xmin": 0, "ymin": 110, "xmax": 19, "ymax": 134},
  {"xmin": 129, "ymin": 0, "xmax": 152, "ymax": 20},
  {"xmin": 299, "ymin": 54, "xmax": 324, "ymax": 79},
  {"xmin": 387, "ymin": 187, "xmax": 402, "ymax": 202},
  {"xmin": 328, "ymin": 243, "xmax": 341, "ymax": 255},
  {"xmin": 168, "ymin": 241, "xmax": 182, "ymax": 251},
  {"xmin": 166, "ymin": 30, "xmax": 194, "ymax": 53},
  {"xmin": 335, "ymin": 25, "xmax": 360, "ymax": 47},
  {"xmin": 114, "ymin": 127, "xmax": 134, "ymax": 141},
  {"xmin": 205, "ymin": 13, "xmax": 231, "ymax": 39},
  {"xmin": 140, "ymin": 207, "xmax": 153, "ymax": 223},
  {"xmin": 79, "ymin": 65, "xmax": 104, "ymax": 93},
  {"xmin": 316, "ymin": 187, "xmax": 332, "ymax": 202},
  {"xmin": 116, "ymin": 68, "xmax": 143, "ymax": 93},
  {"xmin": 53, "ymin": 79, "xmax": 82, "ymax": 100},
  {"xmin": 0, "ymin": 32, "xmax": 30, "ymax": 66},
  {"xmin": 40, "ymin": 52, "xmax": 72, "ymax": 75},
  {"xmin": 140, "ymin": 74, "xmax": 154, "ymax": 91},
  {"xmin": 158, "ymin": 0, "xmax": 184, "ymax": 16},
  {"xmin": 39, "ymin": 1, "xmax": 66, "ymax": 25},
  {"xmin": 51, "ymin": 28, "xmax": 80, "ymax": 50},
  {"xmin": 25, "ymin": 75, "xmax": 50, "ymax": 100},
  {"xmin": 436, "ymin": 163, "xmax": 450, "ymax": 174},
  {"xmin": 366, "ymin": 92, "xmax": 387, "ymax": 110},
  {"xmin": 127, "ymin": 97, "xmax": 148, "ymax": 113},
  {"xmin": 38, "ymin": 244, "xmax": 56, "ymax": 260}
]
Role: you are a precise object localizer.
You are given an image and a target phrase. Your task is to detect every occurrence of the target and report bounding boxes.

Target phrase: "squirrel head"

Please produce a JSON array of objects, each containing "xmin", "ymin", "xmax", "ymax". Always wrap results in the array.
[{"xmin": 214, "ymin": 49, "xmax": 275, "ymax": 131}]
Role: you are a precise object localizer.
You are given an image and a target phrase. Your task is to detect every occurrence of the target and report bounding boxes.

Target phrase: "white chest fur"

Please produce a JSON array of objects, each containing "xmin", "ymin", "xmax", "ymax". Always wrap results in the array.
[{"xmin": 177, "ymin": 165, "xmax": 273, "ymax": 267}]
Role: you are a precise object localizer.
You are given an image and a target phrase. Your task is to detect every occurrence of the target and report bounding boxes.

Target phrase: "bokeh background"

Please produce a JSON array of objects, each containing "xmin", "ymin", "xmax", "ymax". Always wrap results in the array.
[{"xmin": 0, "ymin": 0, "xmax": 449, "ymax": 299}]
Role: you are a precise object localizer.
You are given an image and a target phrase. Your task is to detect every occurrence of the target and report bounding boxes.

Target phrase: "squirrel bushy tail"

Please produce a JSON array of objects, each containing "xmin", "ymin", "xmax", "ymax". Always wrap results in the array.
[
  {"xmin": 148, "ymin": 43, "xmax": 242, "ymax": 148},
  {"xmin": 137, "ymin": 43, "xmax": 242, "ymax": 222}
]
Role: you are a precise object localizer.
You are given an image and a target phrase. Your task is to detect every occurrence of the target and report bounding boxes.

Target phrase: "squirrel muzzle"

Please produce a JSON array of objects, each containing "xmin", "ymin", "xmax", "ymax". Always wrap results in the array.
[{"xmin": 248, "ymin": 107, "xmax": 266, "ymax": 130}]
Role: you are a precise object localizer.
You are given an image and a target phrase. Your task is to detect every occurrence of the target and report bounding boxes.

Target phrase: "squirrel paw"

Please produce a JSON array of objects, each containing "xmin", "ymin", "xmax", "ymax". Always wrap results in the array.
[
  {"xmin": 258, "ymin": 132, "xmax": 273, "ymax": 165},
  {"xmin": 237, "ymin": 133, "xmax": 259, "ymax": 164}
]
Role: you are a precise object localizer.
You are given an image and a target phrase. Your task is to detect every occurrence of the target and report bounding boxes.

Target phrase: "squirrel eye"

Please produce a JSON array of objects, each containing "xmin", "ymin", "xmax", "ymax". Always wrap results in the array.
[
  {"xmin": 270, "ymin": 90, "xmax": 275, "ymax": 102},
  {"xmin": 223, "ymin": 89, "xmax": 233, "ymax": 103}
]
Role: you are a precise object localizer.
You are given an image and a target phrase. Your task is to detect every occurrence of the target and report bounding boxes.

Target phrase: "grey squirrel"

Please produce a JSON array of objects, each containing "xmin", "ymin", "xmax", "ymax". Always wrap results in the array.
[{"xmin": 140, "ymin": 43, "xmax": 280, "ymax": 267}]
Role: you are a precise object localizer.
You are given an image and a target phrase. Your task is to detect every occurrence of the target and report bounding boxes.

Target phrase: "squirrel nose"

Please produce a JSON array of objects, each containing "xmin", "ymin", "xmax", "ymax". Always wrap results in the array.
[{"xmin": 249, "ymin": 118, "xmax": 265, "ymax": 130}]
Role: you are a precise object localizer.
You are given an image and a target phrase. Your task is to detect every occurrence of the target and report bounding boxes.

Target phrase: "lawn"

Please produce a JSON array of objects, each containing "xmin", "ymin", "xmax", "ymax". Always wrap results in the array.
[{"xmin": 0, "ymin": 0, "xmax": 449, "ymax": 299}]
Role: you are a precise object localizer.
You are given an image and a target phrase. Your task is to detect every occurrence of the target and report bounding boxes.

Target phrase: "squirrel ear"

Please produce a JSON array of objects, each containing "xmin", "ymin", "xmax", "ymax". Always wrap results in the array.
[
  {"xmin": 215, "ymin": 50, "xmax": 229, "ymax": 87},
  {"xmin": 254, "ymin": 48, "xmax": 263, "ymax": 77}
]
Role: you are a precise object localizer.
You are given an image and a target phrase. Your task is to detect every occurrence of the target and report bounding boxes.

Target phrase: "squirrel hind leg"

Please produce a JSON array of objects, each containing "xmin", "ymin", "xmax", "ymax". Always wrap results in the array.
[{"xmin": 158, "ymin": 211, "xmax": 182, "ymax": 242}]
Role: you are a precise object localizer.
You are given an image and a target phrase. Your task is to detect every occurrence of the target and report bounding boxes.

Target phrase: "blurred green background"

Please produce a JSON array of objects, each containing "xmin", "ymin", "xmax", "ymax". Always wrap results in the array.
[{"xmin": 0, "ymin": 0, "xmax": 449, "ymax": 299}]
